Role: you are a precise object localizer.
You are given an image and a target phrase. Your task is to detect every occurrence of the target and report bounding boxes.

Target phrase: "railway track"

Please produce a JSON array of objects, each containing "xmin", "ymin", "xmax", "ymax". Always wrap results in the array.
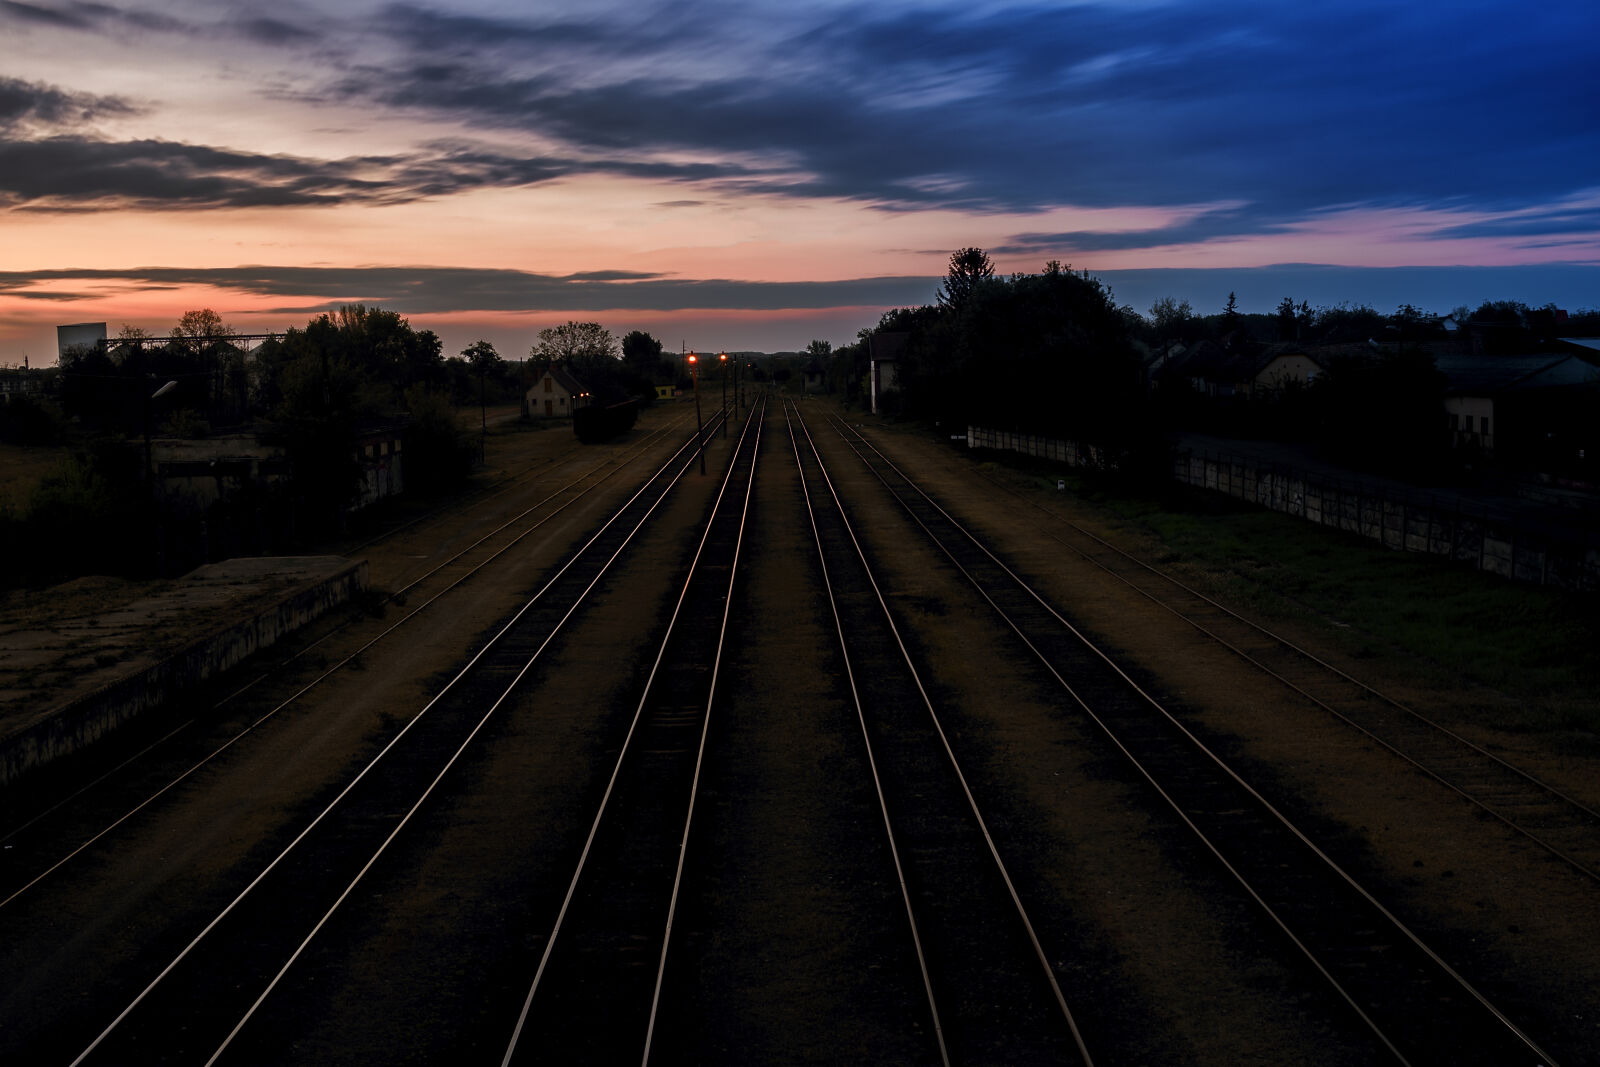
[
  {"xmin": 0, "ymin": 413, "xmax": 692, "ymax": 905},
  {"xmin": 502, "ymin": 397, "xmax": 765, "ymax": 1064},
  {"xmin": 3, "ymin": 395, "xmax": 1584, "ymax": 1062},
  {"xmin": 784, "ymin": 400, "xmax": 1091, "ymax": 1066},
  {"xmin": 822, "ymin": 413, "xmax": 1558, "ymax": 1066},
  {"xmin": 1, "ymin": 412, "xmax": 727, "ymax": 1064},
  {"xmin": 950, "ymin": 448, "xmax": 1600, "ymax": 886}
]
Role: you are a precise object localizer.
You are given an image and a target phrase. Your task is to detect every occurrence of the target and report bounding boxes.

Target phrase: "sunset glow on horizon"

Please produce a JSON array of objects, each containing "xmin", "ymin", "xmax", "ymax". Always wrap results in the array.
[{"xmin": 3, "ymin": 0, "xmax": 1596, "ymax": 364}]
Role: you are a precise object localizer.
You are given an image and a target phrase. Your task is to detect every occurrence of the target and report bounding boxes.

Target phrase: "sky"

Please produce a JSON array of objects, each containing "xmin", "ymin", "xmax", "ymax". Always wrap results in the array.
[{"xmin": 2, "ymin": 0, "xmax": 1597, "ymax": 365}]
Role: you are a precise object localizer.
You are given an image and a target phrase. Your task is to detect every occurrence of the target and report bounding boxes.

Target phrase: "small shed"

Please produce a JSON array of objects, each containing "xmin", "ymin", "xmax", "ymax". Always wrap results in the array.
[
  {"xmin": 525, "ymin": 365, "xmax": 593, "ymax": 419},
  {"xmin": 869, "ymin": 332, "xmax": 907, "ymax": 413},
  {"xmin": 1437, "ymin": 354, "xmax": 1598, "ymax": 455}
]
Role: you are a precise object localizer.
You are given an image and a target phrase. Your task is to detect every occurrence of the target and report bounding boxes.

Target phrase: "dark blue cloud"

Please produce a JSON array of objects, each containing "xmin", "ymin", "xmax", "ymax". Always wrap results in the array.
[
  {"xmin": 0, "ymin": 0, "xmax": 181, "ymax": 33},
  {"xmin": 0, "ymin": 129, "xmax": 750, "ymax": 210},
  {"xmin": 0, "ymin": 265, "xmax": 940, "ymax": 313},
  {"xmin": 8, "ymin": 262, "xmax": 1597, "ymax": 322},
  {"xmin": 5, "ymin": 0, "xmax": 1596, "ymax": 256},
  {"xmin": 0, "ymin": 75, "xmax": 140, "ymax": 133},
  {"xmin": 995, "ymin": 206, "xmax": 1298, "ymax": 256},
  {"xmin": 316, "ymin": 0, "xmax": 1597, "ymax": 229}
]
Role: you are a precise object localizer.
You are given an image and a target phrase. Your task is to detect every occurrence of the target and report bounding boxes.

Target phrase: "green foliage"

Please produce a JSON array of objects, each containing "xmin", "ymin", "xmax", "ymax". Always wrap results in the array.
[
  {"xmin": 4, "ymin": 443, "xmax": 151, "ymax": 587},
  {"xmin": 460, "ymin": 339, "xmax": 502, "ymax": 370},
  {"xmin": 1077, "ymin": 473, "xmax": 1599, "ymax": 722},
  {"xmin": 937, "ymin": 247, "xmax": 995, "ymax": 310},
  {"xmin": 620, "ymin": 330, "xmax": 674, "ymax": 394},
  {"xmin": 0, "ymin": 394, "xmax": 66, "ymax": 445},
  {"xmin": 1311, "ymin": 349, "xmax": 1448, "ymax": 475},
  {"xmin": 1276, "ymin": 297, "xmax": 1313, "ymax": 341},
  {"xmin": 621, "ymin": 330, "xmax": 666, "ymax": 369},
  {"xmin": 1308, "ymin": 302, "xmax": 1384, "ymax": 344},
  {"xmin": 253, "ymin": 304, "xmax": 444, "ymax": 532},
  {"xmin": 879, "ymin": 253, "xmax": 1144, "ymax": 442},
  {"xmin": 401, "ymin": 386, "xmax": 476, "ymax": 495},
  {"xmin": 1148, "ymin": 296, "xmax": 1194, "ymax": 344},
  {"xmin": 532, "ymin": 321, "xmax": 619, "ymax": 363}
]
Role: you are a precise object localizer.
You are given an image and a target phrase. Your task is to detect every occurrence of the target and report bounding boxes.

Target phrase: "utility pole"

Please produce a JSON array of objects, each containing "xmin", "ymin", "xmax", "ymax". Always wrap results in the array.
[{"xmin": 688, "ymin": 352, "xmax": 704, "ymax": 474}]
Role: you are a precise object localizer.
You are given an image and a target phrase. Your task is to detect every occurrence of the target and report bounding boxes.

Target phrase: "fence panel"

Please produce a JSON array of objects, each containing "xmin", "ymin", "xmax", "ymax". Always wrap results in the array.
[{"xmin": 966, "ymin": 426, "xmax": 1598, "ymax": 591}]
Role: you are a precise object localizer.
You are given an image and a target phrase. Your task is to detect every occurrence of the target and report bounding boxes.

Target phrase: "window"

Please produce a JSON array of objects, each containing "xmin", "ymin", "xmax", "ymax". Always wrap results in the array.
[
  {"xmin": 544, "ymin": 377, "xmax": 553, "ymax": 393},
  {"xmin": 1481, "ymin": 416, "xmax": 1490, "ymax": 435}
]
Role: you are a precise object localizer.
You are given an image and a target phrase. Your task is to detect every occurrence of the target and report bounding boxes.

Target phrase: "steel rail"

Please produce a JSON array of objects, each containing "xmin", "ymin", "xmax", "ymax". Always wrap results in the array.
[
  {"xmin": 0, "ymin": 420, "xmax": 699, "ymax": 912},
  {"xmin": 795, "ymin": 402, "xmax": 1094, "ymax": 1065},
  {"xmin": 501, "ymin": 400, "xmax": 762, "ymax": 1065},
  {"xmin": 0, "ymin": 413, "xmax": 689, "ymax": 853},
  {"xmin": 67, "ymin": 416, "xmax": 723, "ymax": 1066},
  {"xmin": 780, "ymin": 400, "xmax": 951, "ymax": 1067},
  {"xmin": 641, "ymin": 396, "xmax": 766, "ymax": 1065},
  {"xmin": 946, "ymin": 461, "xmax": 1600, "ymax": 883},
  {"xmin": 826, "ymin": 414, "xmax": 1558, "ymax": 1067}
]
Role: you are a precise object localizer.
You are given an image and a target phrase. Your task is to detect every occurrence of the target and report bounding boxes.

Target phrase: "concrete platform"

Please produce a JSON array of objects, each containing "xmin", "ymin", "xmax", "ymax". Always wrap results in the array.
[{"xmin": 0, "ymin": 556, "xmax": 367, "ymax": 788}]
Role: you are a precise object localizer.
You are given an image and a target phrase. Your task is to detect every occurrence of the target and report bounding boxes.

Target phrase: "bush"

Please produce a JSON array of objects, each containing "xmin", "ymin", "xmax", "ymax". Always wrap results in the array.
[
  {"xmin": 402, "ymin": 387, "xmax": 476, "ymax": 495},
  {"xmin": 0, "ymin": 395, "xmax": 67, "ymax": 445}
]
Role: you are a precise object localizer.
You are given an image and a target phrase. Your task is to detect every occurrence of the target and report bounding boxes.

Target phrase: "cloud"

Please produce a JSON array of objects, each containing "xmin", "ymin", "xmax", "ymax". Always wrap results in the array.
[
  {"xmin": 0, "ymin": 136, "xmax": 738, "ymax": 210},
  {"xmin": 0, "ymin": 75, "xmax": 141, "ymax": 134},
  {"xmin": 995, "ymin": 204, "xmax": 1293, "ymax": 256},
  {"xmin": 237, "ymin": 15, "xmax": 316, "ymax": 45},
  {"xmin": 0, "ymin": 0, "xmax": 183, "ymax": 34},
  {"xmin": 0, "ymin": 265, "xmax": 942, "ymax": 313},
  {"xmin": 3, "ymin": 0, "xmax": 1595, "ymax": 259},
  {"xmin": 9, "ymin": 263, "xmax": 1600, "ymax": 329},
  {"xmin": 311, "ymin": 1, "xmax": 1598, "ymax": 224}
]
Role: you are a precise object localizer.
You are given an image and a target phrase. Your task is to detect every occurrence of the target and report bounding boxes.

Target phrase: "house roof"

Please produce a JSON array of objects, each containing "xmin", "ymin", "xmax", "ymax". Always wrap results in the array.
[
  {"xmin": 1435, "ymin": 354, "xmax": 1593, "ymax": 395},
  {"xmin": 1166, "ymin": 340, "xmax": 1315, "ymax": 384},
  {"xmin": 542, "ymin": 364, "xmax": 591, "ymax": 395},
  {"xmin": 1557, "ymin": 337, "xmax": 1600, "ymax": 358}
]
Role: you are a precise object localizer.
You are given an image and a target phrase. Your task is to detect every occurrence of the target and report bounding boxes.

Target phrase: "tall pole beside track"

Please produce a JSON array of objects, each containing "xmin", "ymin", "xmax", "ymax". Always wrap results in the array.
[{"xmin": 688, "ymin": 352, "xmax": 704, "ymax": 474}]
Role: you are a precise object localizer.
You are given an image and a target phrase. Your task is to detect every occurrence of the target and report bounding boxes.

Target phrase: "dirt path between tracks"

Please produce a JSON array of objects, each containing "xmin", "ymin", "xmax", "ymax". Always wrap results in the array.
[
  {"xmin": 330, "ymin": 396, "xmax": 1600, "ymax": 1062},
  {"xmin": 10, "ymin": 394, "xmax": 1596, "ymax": 1063},
  {"xmin": 829, "ymin": 404, "xmax": 1600, "ymax": 1064}
]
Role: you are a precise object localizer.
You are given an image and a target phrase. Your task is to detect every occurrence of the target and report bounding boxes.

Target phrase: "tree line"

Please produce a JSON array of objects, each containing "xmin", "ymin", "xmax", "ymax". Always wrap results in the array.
[
  {"xmin": 814, "ymin": 248, "xmax": 1596, "ymax": 479},
  {"xmin": 3, "ymin": 306, "xmax": 685, "ymax": 588}
]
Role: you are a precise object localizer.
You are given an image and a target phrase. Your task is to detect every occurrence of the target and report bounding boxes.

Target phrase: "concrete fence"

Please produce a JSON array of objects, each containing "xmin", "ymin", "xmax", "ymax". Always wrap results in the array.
[
  {"xmin": 0, "ymin": 558, "xmax": 367, "ymax": 788},
  {"xmin": 967, "ymin": 426, "xmax": 1600, "ymax": 591}
]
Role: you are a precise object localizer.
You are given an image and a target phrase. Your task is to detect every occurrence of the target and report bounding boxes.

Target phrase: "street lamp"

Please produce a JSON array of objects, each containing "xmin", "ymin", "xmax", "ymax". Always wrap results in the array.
[
  {"xmin": 719, "ymin": 352, "xmax": 728, "ymax": 436},
  {"xmin": 144, "ymin": 378, "xmax": 178, "ymax": 484},
  {"xmin": 687, "ymin": 352, "xmax": 705, "ymax": 474}
]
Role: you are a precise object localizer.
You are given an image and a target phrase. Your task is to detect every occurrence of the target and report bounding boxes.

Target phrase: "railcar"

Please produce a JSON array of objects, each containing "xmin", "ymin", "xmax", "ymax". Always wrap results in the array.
[{"xmin": 573, "ymin": 398, "xmax": 639, "ymax": 442}]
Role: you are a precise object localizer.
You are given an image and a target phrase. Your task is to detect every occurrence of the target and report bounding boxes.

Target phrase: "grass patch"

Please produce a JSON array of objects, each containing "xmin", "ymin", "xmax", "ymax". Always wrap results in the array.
[
  {"xmin": 0, "ymin": 441, "xmax": 70, "ymax": 514},
  {"xmin": 975, "ymin": 450, "xmax": 1599, "ymax": 734}
]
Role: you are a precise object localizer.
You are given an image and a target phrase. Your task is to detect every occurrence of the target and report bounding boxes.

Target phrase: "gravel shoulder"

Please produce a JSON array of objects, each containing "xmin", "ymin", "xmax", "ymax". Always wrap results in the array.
[{"xmin": 840, "ymin": 406, "xmax": 1600, "ymax": 1064}]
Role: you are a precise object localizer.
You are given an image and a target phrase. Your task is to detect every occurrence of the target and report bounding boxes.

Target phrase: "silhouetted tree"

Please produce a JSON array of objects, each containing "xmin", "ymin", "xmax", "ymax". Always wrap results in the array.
[
  {"xmin": 1276, "ymin": 297, "xmax": 1312, "ymax": 341},
  {"xmin": 621, "ymin": 330, "xmax": 665, "ymax": 370},
  {"xmin": 532, "ymin": 321, "xmax": 619, "ymax": 363},
  {"xmin": 1310, "ymin": 302, "xmax": 1384, "ymax": 345},
  {"xmin": 1148, "ymin": 296, "xmax": 1194, "ymax": 345},
  {"xmin": 880, "ymin": 263, "xmax": 1143, "ymax": 445},
  {"xmin": 938, "ymin": 247, "xmax": 995, "ymax": 310}
]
